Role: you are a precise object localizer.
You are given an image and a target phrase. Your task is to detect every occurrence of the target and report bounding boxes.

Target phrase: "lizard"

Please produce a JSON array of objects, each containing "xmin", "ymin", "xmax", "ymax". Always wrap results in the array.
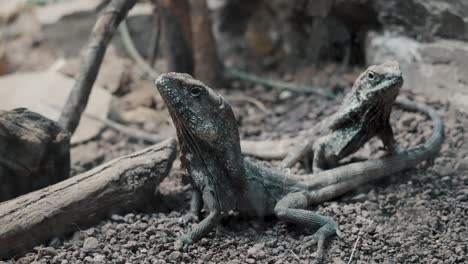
[
  {"xmin": 280, "ymin": 60, "xmax": 404, "ymax": 172},
  {"xmin": 154, "ymin": 72, "xmax": 444, "ymax": 261}
]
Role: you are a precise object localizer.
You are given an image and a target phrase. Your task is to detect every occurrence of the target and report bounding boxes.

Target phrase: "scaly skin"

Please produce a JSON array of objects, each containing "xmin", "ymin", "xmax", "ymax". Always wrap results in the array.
[
  {"xmin": 155, "ymin": 72, "xmax": 444, "ymax": 262},
  {"xmin": 281, "ymin": 61, "xmax": 403, "ymax": 172}
]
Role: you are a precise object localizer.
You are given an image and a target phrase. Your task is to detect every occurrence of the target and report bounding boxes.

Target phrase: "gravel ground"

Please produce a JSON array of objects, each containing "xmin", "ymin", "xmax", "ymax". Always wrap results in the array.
[{"xmin": 4, "ymin": 74, "xmax": 468, "ymax": 264}]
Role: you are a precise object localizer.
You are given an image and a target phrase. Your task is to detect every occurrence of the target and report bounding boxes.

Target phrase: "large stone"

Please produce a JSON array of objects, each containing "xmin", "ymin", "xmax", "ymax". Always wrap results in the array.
[
  {"xmin": 373, "ymin": 0, "xmax": 468, "ymax": 41},
  {"xmin": 366, "ymin": 31, "xmax": 468, "ymax": 113},
  {"xmin": 0, "ymin": 70, "xmax": 112, "ymax": 144}
]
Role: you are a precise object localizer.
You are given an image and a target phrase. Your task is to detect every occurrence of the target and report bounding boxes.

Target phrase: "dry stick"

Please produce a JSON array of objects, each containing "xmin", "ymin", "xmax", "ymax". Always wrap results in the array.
[
  {"xmin": 119, "ymin": 20, "xmax": 159, "ymax": 78},
  {"xmin": 147, "ymin": 5, "xmax": 161, "ymax": 67},
  {"xmin": 226, "ymin": 68, "xmax": 336, "ymax": 99},
  {"xmin": 58, "ymin": 0, "xmax": 137, "ymax": 134},
  {"xmin": 347, "ymin": 233, "xmax": 362, "ymax": 264},
  {"xmin": 84, "ymin": 112, "xmax": 163, "ymax": 143}
]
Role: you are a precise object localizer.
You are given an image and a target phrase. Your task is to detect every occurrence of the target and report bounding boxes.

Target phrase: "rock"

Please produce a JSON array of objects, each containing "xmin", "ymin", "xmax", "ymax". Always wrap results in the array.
[
  {"xmin": 105, "ymin": 229, "xmax": 117, "ymax": 238},
  {"xmin": 173, "ymin": 240, "xmax": 183, "ymax": 251},
  {"xmin": 122, "ymin": 81, "xmax": 156, "ymax": 109},
  {"xmin": 41, "ymin": 247, "xmax": 57, "ymax": 257},
  {"xmin": 0, "ymin": 70, "xmax": 112, "ymax": 144},
  {"xmin": 373, "ymin": 0, "xmax": 468, "ymax": 41},
  {"xmin": 168, "ymin": 251, "xmax": 182, "ymax": 261},
  {"xmin": 119, "ymin": 107, "xmax": 164, "ymax": 126},
  {"xmin": 366, "ymin": 31, "xmax": 468, "ymax": 113},
  {"xmin": 0, "ymin": 0, "xmax": 26, "ymax": 23},
  {"xmin": 59, "ymin": 47, "xmax": 131, "ymax": 94},
  {"xmin": 124, "ymin": 241, "xmax": 138, "ymax": 250},
  {"xmin": 36, "ymin": 1, "xmax": 153, "ymax": 58},
  {"xmin": 245, "ymin": 258, "xmax": 256, "ymax": 264},
  {"xmin": 247, "ymin": 242, "xmax": 266, "ymax": 260},
  {"xmin": 110, "ymin": 214, "xmax": 125, "ymax": 223},
  {"xmin": 83, "ymin": 237, "xmax": 99, "ymax": 251},
  {"xmin": 92, "ymin": 254, "xmax": 105, "ymax": 264},
  {"xmin": 71, "ymin": 141, "xmax": 105, "ymax": 170}
]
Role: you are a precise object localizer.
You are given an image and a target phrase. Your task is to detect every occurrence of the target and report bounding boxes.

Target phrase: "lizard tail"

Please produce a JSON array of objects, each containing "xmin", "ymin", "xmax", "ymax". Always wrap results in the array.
[{"xmin": 303, "ymin": 98, "xmax": 444, "ymax": 203}]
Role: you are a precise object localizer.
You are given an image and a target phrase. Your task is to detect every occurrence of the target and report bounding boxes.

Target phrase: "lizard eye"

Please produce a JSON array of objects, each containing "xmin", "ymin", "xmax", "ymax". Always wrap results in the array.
[
  {"xmin": 367, "ymin": 71, "xmax": 375, "ymax": 80},
  {"xmin": 190, "ymin": 86, "xmax": 203, "ymax": 97}
]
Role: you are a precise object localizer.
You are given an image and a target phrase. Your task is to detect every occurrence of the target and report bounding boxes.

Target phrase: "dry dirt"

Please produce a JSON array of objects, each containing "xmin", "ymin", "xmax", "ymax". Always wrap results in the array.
[{"xmin": 4, "ymin": 69, "xmax": 467, "ymax": 264}]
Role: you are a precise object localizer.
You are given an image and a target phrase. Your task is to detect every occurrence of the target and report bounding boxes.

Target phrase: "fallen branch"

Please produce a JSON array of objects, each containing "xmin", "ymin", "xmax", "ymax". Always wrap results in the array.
[
  {"xmin": 58, "ymin": 0, "xmax": 137, "ymax": 134},
  {"xmin": 0, "ymin": 138, "xmax": 177, "ymax": 259},
  {"xmin": 0, "ymin": 108, "xmax": 70, "ymax": 202}
]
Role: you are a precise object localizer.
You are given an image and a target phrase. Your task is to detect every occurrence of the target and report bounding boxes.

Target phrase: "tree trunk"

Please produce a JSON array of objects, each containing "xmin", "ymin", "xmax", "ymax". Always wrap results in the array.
[
  {"xmin": 158, "ymin": 0, "xmax": 193, "ymax": 73},
  {"xmin": 191, "ymin": 0, "xmax": 225, "ymax": 87},
  {"xmin": 0, "ymin": 138, "xmax": 177, "ymax": 259},
  {"xmin": 0, "ymin": 108, "xmax": 70, "ymax": 202}
]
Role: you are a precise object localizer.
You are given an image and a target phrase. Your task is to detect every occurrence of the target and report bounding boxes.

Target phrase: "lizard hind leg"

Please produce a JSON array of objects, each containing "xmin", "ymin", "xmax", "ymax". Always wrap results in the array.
[{"xmin": 274, "ymin": 192, "xmax": 339, "ymax": 261}]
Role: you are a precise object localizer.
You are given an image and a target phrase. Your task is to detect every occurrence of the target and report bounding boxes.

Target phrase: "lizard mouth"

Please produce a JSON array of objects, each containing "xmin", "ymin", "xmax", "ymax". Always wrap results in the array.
[{"xmin": 368, "ymin": 76, "xmax": 403, "ymax": 94}]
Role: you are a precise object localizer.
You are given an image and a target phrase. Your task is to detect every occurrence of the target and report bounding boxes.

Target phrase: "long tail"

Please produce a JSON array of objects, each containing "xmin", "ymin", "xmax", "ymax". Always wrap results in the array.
[{"xmin": 304, "ymin": 98, "xmax": 444, "ymax": 203}]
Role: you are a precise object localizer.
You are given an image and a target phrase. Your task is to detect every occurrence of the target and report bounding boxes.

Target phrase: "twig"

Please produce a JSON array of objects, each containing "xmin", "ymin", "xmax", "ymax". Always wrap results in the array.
[
  {"xmin": 226, "ymin": 95, "xmax": 269, "ymax": 114},
  {"xmin": 49, "ymin": 101, "xmax": 163, "ymax": 144},
  {"xmin": 119, "ymin": 19, "xmax": 159, "ymax": 78},
  {"xmin": 347, "ymin": 233, "xmax": 361, "ymax": 264},
  {"xmin": 58, "ymin": 0, "xmax": 137, "ymax": 134},
  {"xmin": 84, "ymin": 112, "xmax": 163, "ymax": 143},
  {"xmin": 290, "ymin": 249, "xmax": 300, "ymax": 262},
  {"xmin": 148, "ymin": 5, "xmax": 161, "ymax": 66},
  {"xmin": 226, "ymin": 68, "xmax": 335, "ymax": 99}
]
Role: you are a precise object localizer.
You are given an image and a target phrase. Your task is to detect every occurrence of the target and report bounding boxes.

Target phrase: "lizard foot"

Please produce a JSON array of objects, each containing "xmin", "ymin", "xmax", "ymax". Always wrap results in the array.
[
  {"xmin": 176, "ymin": 235, "xmax": 194, "ymax": 251},
  {"xmin": 301, "ymin": 233, "xmax": 325, "ymax": 261}
]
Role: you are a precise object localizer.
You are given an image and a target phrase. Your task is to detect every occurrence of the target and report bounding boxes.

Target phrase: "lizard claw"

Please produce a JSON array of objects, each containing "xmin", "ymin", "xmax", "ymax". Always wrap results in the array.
[
  {"xmin": 176, "ymin": 235, "xmax": 193, "ymax": 251},
  {"xmin": 301, "ymin": 234, "xmax": 325, "ymax": 262}
]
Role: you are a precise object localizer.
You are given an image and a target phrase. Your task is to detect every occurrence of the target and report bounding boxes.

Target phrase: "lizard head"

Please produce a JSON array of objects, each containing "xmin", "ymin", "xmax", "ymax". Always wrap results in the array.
[
  {"xmin": 155, "ymin": 72, "xmax": 239, "ymax": 144},
  {"xmin": 352, "ymin": 60, "xmax": 403, "ymax": 100},
  {"xmin": 156, "ymin": 73, "xmax": 245, "ymax": 211}
]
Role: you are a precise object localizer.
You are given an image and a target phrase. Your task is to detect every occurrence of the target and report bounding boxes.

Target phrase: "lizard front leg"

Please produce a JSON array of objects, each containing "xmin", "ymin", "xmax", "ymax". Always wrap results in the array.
[
  {"xmin": 280, "ymin": 118, "xmax": 330, "ymax": 170},
  {"xmin": 280, "ymin": 135, "xmax": 315, "ymax": 170},
  {"xmin": 179, "ymin": 189, "xmax": 203, "ymax": 224},
  {"xmin": 312, "ymin": 135, "xmax": 339, "ymax": 173},
  {"xmin": 378, "ymin": 121, "xmax": 402, "ymax": 155},
  {"xmin": 274, "ymin": 191, "xmax": 339, "ymax": 262},
  {"xmin": 179, "ymin": 191, "xmax": 221, "ymax": 244}
]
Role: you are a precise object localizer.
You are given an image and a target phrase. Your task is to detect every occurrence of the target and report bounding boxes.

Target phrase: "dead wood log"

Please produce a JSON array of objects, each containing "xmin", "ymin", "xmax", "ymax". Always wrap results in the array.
[
  {"xmin": 0, "ymin": 108, "xmax": 70, "ymax": 202},
  {"xmin": 58, "ymin": 0, "xmax": 137, "ymax": 134},
  {"xmin": 191, "ymin": 0, "xmax": 225, "ymax": 87},
  {"xmin": 0, "ymin": 138, "xmax": 177, "ymax": 259}
]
